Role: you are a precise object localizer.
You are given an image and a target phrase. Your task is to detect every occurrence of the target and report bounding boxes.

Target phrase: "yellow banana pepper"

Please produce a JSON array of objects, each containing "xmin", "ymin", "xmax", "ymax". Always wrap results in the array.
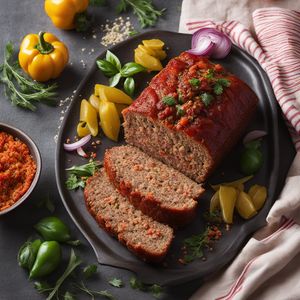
[
  {"xmin": 99, "ymin": 100, "xmax": 120, "ymax": 142},
  {"xmin": 45, "ymin": 0, "xmax": 89, "ymax": 30},
  {"xmin": 94, "ymin": 84, "xmax": 133, "ymax": 105},
  {"xmin": 78, "ymin": 99, "xmax": 98, "ymax": 137},
  {"xmin": 19, "ymin": 32, "xmax": 68, "ymax": 82}
]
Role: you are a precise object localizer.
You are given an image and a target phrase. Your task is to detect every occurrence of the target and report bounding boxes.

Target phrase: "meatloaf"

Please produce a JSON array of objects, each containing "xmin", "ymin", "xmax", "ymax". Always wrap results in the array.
[
  {"xmin": 123, "ymin": 52, "xmax": 258, "ymax": 182},
  {"xmin": 84, "ymin": 168, "xmax": 174, "ymax": 263},
  {"xmin": 104, "ymin": 145, "xmax": 204, "ymax": 227}
]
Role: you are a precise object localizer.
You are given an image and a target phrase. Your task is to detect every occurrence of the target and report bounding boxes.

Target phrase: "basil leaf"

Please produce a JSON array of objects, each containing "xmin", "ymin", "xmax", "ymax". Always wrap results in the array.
[
  {"xmin": 123, "ymin": 77, "xmax": 135, "ymax": 96},
  {"xmin": 106, "ymin": 50, "xmax": 121, "ymax": 71},
  {"xmin": 120, "ymin": 62, "xmax": 145, "ymax": 77},
  {"xmin": 96, "ymin": 59, "xmax": 119, "ymax": 77},
  {"xmin": 109, "ymin": 73, "xmax": 121, "ymax": 87}
]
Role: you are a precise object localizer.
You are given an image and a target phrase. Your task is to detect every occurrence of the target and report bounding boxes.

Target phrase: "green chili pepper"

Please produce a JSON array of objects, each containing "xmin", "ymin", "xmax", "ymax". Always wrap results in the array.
[
  {"xmin": 18, "ymin": 239, "xmax": 42, "ymax": 270},
  {"xmin": 240, "ymin": 148, "xmax": 263, "ymax": 175},
  {"xmin": 34, "ymin": 216, "xmax": 80, "ymax": 245},
  {"xmin": 29, "ymin": 241, "xmax": 61, "ymax": 279}
]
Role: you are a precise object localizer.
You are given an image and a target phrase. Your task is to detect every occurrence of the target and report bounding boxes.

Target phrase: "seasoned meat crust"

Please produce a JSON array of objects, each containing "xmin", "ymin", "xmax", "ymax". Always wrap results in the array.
[{"xmin": 123, "ymin": 52, "xmax": 258, "ymax": 182}]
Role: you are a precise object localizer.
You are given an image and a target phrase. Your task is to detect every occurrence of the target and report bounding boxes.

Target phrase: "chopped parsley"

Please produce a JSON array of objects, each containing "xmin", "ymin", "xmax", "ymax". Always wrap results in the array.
[
  {"xmin": 149, "ymin": 284, "xmax": 163, "ymax": 299},
  {"xmin": 109, "ymin": 278, "xmax": 123, "ymax": 288},
  {"xmin": 176, "ymin": 105, "xmax": 185, "ymax": 116},
  {"xmin": 65, "ymin": 161, "xmax": 101, "ymax": 190},
  {"xmin": 214, "ymin": 78, "xmax": 231, "ymax": 95},
  {"xmin": 201, "ymin": 93, "xmax": 214, "ymax": 107},
  {"xmin": 82, "ymin": 264, "xmax": 98, "ymax": 279},
  {"xmin": 189, "ymin": 78, "xmax": 200, "ymax": 87},
  {"xmin": 129, "ymin": 277, "xmax": 145, "ymax": 291},
  {"xmin": 162, "ymin": 95, "xmax": 176, "ymax": 106},
  {"xmin": 204, "ymin": 68, "xmax": 215, "ymax": 79}
]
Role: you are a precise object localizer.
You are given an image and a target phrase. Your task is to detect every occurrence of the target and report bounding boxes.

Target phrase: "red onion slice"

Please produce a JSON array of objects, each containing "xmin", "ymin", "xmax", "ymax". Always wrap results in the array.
[
  {"xmin": 76, "ymin": 147, "xmax": 88, "ymax": 158},
  {"xmin": 187, "ymin": 36, "xmax": 214, "ymax": 56},
  {"xmin": 63, "ymin": 134, "xmax": 91, "ymax": 151},
  {"xmin": 243, "ymin": 130, "xmax": 267, "ymax": 145},
  {"xmin": 188, "ymin": 28, "xmax": 232, "ymax": 59}
]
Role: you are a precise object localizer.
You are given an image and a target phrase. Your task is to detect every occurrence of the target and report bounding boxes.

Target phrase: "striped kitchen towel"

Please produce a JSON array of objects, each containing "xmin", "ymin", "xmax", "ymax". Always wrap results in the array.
[
  {"xmin": 179, "ymin": 4, "xmax": 300, "ymax": 300},
  {"xmin": 181, "ymin": 7, "xmax": 300, "ymax": 151}
]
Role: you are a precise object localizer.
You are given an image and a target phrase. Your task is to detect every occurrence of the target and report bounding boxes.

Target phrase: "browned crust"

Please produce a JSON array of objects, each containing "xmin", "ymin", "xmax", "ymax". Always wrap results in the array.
[
  {"xmin": 104, "ymin": 150, "xmax": 199, "ymax": 227},
  {"xmin": 84, "ymin": 173, "xmax": 173, "ymax": 263}
]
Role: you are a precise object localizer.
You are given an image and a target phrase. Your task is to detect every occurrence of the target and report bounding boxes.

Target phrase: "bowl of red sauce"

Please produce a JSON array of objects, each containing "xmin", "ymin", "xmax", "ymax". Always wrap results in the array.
[{"xmin": 0, "ymin": 123, "xmax": 41, "ymax": 215}]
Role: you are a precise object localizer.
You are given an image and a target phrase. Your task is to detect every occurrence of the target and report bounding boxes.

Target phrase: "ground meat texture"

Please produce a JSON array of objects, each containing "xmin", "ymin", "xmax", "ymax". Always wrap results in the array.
[
  {"xmin": 0, "ymin": 131, "xmax": 36, "ymax": 211},
  {"xmin": 104, "ymin": 145, "xmax": 204, "ymax": 227},
  {"xmin": 84, "ymin": 169, "xmax": 174, "ymax": 263},
  {"xmin": 123, "ymin": 52, "xmax": 258, "ymax": 182}
]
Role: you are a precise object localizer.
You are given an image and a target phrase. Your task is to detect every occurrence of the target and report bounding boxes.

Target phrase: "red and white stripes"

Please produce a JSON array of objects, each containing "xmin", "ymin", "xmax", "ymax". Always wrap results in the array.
[{"xmin": 186, "ymin": 7, "xmax": 300, "ymax": 151}]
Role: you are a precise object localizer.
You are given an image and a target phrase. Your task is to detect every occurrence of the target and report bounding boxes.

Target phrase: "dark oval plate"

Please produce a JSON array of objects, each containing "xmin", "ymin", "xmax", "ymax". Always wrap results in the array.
[{"xmin": 56, "ymin": 30, "xmax": 282, "ymax": 286}]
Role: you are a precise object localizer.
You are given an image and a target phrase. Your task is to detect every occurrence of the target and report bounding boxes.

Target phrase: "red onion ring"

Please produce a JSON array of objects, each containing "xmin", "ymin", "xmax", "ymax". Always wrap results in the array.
[
  {"xmin": 76, "ymin": 147, "xmax": 89, "ymax": 158},
  {"xmin": 243, "ymin": 130, "xmax": 267, "ymax": 145},
  {"xmin": 187, "ymin": 28, "xmax": 232, "ymax": 59},
  {"xmin": 63, "ymin": 134, "xmax": 91, "ymax": 151}
]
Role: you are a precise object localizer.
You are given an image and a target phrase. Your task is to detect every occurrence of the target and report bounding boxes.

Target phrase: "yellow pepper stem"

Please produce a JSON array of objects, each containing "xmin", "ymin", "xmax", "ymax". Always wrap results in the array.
[{"xmin": 35, "ymin": 32, "xmax": 54, "ymax": 54}]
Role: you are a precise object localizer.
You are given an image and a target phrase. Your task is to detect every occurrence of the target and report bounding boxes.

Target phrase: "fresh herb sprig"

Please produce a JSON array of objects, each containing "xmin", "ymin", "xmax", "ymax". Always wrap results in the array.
[
  {"xmin": 183, "ymin": 226, "xmax": 222, "ymax": 263},
  {"xmin": 0, "ymin": 42, "xmax": 58, "ymax": 111},
  {"xmin": 130, "ymin": 277, "xmax": 164, "ymax": 298},
  {"xmin": 74, "ymin": 281, "xmax": 115, "ymax": 300},
  {"xmin": 116, "ymin": 0, "xmax": 165, "ymax": 28},
  {"xmin": 97, "ymin": 50, "xmax": 145, "ymax": 96},
  {"xmin": 65, "ymin": 161, "xmax": 101, "ymax": 190}
]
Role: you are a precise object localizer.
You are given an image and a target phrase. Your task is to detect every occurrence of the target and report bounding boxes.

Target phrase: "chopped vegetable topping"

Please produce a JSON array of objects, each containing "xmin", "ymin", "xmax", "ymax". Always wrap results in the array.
[
  {"xmin": 162, "ymin": 95, "xmax": 176, "ymax": 106},
  {"xmin": 200, "ymin": 93, "xmax": 214, "ymax": 107},
  {"xmin": 189, "ymin": 78, "xmax": 200, "ymax": 86},
  {"xmin": 176, "ymin": 104, "xmax": 185, "ymax": 116}
]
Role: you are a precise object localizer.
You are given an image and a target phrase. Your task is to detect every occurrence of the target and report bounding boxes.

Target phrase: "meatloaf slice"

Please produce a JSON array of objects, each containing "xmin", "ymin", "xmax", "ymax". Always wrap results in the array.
[
  {"xmin": 123, "ymin": 52, "xmax": 258, "ymax": 182},
  {"xmin": 104, "ymin": 145, "xmax": 204, "ymax": 227},
  {"xmin": 84, "ymin": 168, "xmax": 174, "ymax": 263}
]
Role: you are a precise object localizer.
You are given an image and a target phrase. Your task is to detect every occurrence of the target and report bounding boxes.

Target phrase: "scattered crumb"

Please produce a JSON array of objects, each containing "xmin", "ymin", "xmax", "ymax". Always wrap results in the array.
[{"xmin": 100, "ymin": 16, "xmax": 135, "ymax": 47}]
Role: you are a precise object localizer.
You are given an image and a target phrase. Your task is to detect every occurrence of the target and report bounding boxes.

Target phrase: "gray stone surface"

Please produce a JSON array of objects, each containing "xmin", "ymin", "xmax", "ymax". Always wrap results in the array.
[{"xmin": 0, "ymin": 1, "xmax": 200, "ymax": 299}]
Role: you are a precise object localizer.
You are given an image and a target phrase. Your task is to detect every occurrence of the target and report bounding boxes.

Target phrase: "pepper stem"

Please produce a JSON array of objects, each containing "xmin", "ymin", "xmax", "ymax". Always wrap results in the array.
[{"xmin": 35, "ymin": 31, "xmax": 54, "ymax": 54}]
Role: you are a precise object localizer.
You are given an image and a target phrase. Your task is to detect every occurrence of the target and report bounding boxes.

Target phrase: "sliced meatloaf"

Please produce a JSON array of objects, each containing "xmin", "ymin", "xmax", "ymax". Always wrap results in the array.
[
  {"xmin": 104, "ymin": 145, "xmax": 204, "ymax": 227},
  {"xmin": 84, "ymin": 168, "xmax": 174, "ymax": 263},
  {"xmin": 123, "ymin": 52, "xmax": 258, "ymax": 183}
]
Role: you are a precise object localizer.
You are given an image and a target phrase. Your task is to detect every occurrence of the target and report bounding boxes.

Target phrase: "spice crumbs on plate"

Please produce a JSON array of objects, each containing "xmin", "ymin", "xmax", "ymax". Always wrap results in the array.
[{"xmin": 100, "ymin": 17, "xmax": 135, "ymax": 47}]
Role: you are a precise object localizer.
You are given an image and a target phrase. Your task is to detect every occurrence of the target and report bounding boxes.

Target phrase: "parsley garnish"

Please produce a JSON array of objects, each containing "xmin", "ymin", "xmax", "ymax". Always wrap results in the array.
[
  {"xmin": 189, "ymin": 78, "xmax": 200, "ymax": 87},
  {"xmin": 214, "ymin": 78, "xmax": 231, "ymax": 95},
  {"xmin": 82, "ymin": 264, "xmax": 98, "ymax": 279},
  {"xmin": 129, "ymin": 277, "xmax": 145, "ymax": 291},
  {"xmin": 109, "ymin": 278, "xmax": 123, "ymax": 288},
  {"xmin": 162, "ymin": 95, "xmax": 176, "ymax": 106},
  {"xmin": 204, "ymin": 69, "xmax": 214, "ymax": 79},
  {"xmin": 65, "ymin": 161, "xmax": 101, "ymax": 190},
  {"xmin": 149, "ymin": 284, "xmax": 163, "ymax": 299},
  {"xmin": 129, "ymin": 277, "xmax": 163, "ymax": 298},
  {"xmin": 176, "ymin": 105, "xmax": 185, "ymax": 116},
  {"xmin": 183, "ymin": 228, "xmax": 209, "ymax": 263},
  {"xmin": 201, "ymin": 93, "xmax": 214, "ymax": 107}
]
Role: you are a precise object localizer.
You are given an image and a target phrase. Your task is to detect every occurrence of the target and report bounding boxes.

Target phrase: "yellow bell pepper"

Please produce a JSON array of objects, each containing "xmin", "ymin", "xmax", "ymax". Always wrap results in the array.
[
  {"xmin": 99, "ymin": 100, "xmax": 120, "ymax": 142},
  {"xmin": 209, "ymin": 190, "xmax": 220, "ymax": 213},
  {"xmin": 219, "ymin": 186, "xmax": 237, "ymax": 224},
  {"xmin": 211, "ymin": 175, "xmax": 253, "ymax": 191},
  {"xmin": 44, "ymin": 0, "xmax": 89, "ymax": 30},
  {"xmin": 94, "ymin": 84, "xmax": 133, "ymax": 105},
  {"xmin": 236, "ymin": 191, "xmax": 257, "ymax": 219},
  {"xmin": 142, "ymin": 39, "xmax": 165, "ymax": 50},
  {"xmin": 77, "ymin": 121, "xmax": 90, "ymax": 137},
  {"xmin": 88, "ymin": 94, "xmax": 100, "ymax": 112},
  {"xmin": 248, "ymin": 185, "xmax": 267, "ymax": 210},
  {"xmin": 18, "ymin": 32, "xmax": 68, "ymax": 82},
  {"xmin": 78, "ymin": 99, "xmax": 98, "ymax": 137},
  {"xmin": 134, "ymin": 48, "xmax": 163, "ymax": 71}
]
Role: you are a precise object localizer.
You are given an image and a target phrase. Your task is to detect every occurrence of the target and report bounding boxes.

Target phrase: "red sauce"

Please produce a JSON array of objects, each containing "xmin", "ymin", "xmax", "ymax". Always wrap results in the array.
[{"xmin": 0, "ymin": 131, "xmax": 36, "ymax": 211}]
